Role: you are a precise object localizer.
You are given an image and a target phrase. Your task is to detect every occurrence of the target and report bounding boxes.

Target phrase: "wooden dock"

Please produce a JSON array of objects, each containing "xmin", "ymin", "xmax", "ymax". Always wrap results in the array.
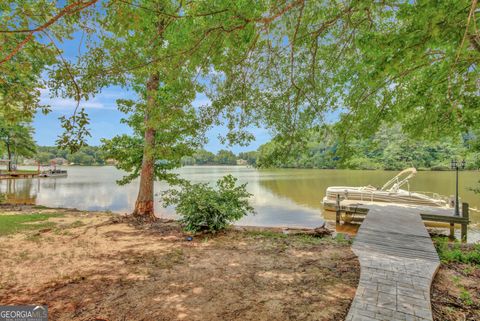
[
  {"xmin": 332, "ymin": 201, "xmax": 470, "ymax": 321},
  {"xmin": 345, "ymin": 204, "xmax": 440, "ymax": 321},
  {"xmin": 0, "ymin": 172, "xmax": 39, "ymax": 179}
]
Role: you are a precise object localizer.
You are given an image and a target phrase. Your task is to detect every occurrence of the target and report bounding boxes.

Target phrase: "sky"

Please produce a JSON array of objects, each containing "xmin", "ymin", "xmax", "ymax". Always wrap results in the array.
[{"xmin": 34, "ymin": 87, "xmax": 272, "ymax": 153}]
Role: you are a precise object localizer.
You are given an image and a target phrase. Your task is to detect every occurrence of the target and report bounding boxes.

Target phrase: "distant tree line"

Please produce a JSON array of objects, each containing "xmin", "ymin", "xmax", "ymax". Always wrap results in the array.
[
  {"xmin": 36, "ymin": 146, "xmax": 108, "ymax": 166},
  {"xmin": 255, "ymin": 125, "xmax": 480, "ymax": 171},
  {"xmin": 181, "ymin": 150, "xmax": 257, "ymax": 166},
  {"xmin": 32, "ymin": 146, "xmax": 257, "ymax": 167},
  {"xmin": 3, "ymin": 121, "xmax": 479, "ymax": 171}
]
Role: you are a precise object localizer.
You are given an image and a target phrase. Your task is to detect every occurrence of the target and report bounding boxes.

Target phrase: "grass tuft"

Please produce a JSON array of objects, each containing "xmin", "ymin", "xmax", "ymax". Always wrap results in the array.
[
  {"xmin": 434, "ymin": 238, "xmax": 480, "ymax": 265},
  {"xmin": 0, "ymin": 213, "xmax": 62, "ymax": 236}
]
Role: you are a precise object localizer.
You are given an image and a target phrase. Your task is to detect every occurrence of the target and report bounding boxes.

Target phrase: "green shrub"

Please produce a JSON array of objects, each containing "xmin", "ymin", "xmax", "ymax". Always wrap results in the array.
[
  {"xmin": 435, "ymin": 238, "xmax": 480, "ymax": 265},
  {"xmin": 164, "ymin": 175, "xmax": 254, "ymax": 233},
  {"xmin": 0, "ymin": 214, "xmax": 61, "ymax": 236}
]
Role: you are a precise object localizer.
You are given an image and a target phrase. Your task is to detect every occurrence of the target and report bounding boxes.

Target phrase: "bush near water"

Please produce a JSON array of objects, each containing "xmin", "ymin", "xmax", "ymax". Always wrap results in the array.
[{"xmin": 163, "ymin": 175, "xmax": 255, "ymax": 233}]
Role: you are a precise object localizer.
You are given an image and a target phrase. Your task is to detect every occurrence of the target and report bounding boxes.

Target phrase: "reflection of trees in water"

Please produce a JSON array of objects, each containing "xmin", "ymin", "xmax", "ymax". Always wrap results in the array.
[
  {"xmin": 259, "ymin": 178, "xmax": 326, "ymax": 210},
  {"xmin": 0, "ymin": 178, "xmax": 37, "ymax": 204},
  {"xmin": 40, "ymin": 179, "xmax": 60, "ymax": 190}
]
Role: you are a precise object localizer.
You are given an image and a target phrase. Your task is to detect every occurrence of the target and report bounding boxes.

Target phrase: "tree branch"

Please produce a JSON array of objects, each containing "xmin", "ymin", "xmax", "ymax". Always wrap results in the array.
[{"xmin": 0, "ymin": 0, "xmax": 99, "ymax": 65}]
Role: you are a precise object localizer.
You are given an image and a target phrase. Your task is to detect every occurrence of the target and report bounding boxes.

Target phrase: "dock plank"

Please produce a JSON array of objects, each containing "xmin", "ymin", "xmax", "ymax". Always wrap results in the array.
[{"xmin": 346, "ymin": 204, "xmax": 440, "ymax": 321}]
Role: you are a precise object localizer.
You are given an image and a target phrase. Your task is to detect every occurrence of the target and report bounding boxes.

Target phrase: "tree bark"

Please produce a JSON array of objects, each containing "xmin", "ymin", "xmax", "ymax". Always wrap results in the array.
[{"xmin": 132, "ymin": 74, "xmax": 160, "ymax": 222}]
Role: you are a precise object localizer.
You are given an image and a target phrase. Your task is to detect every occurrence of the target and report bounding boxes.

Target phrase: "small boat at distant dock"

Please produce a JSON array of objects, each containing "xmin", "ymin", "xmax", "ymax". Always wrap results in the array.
[
  {"xmin": 38, "ymin": 169, "xmax": 68, "ymax": 177},
  {"xmin": 38, "ymin": 166, "xmax": 68, "ymax": 178},
  {"xmin": 322, "ymin": 168, "xmax": 451, "ymax": 208}
]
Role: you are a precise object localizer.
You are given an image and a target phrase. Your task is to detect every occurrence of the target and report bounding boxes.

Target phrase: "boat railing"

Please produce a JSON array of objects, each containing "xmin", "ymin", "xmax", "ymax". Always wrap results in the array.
[{"xmin": 410, "ymin": 191, "xmax": 449, "ymax": 201}]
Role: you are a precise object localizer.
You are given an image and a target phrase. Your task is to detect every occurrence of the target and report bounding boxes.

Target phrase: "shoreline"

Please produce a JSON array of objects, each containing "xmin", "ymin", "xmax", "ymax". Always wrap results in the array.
[
  {"xmin": 0, "ymin": 205, "xmax": 358, "ymax": 321},
  {"xmin": 0, "ymin": 205, "xmax": 478, "ymax": 320}
]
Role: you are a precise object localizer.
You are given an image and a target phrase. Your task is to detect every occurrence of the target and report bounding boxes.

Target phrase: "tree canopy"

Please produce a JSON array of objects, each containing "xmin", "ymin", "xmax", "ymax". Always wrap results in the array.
[
  {"xmin": 2, "ymin": 1, "xmax": 478, "ymax": 151},
  {"xmin": 1, "ymin": 0, "xmax": 479, "ymax": 212},
  {"xmin": 0, "ymin": 119, "xmax": 36, "ymax": 171},
  {"xmin": 255, "ymin": 123, "xmax": 480, "ymax": 170}
]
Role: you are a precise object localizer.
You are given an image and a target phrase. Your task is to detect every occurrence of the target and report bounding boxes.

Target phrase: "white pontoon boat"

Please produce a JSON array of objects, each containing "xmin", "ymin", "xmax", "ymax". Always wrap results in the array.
[{"xmin": 322, "ymin": 168, "xmax": 450, "ymax": 208}]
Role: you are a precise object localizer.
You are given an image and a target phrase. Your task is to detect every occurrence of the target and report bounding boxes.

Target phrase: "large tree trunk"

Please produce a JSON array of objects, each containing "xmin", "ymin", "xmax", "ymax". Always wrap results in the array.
[{"xmin": 132, "ymin": 74, "xmax": 159, "ymax": 222}]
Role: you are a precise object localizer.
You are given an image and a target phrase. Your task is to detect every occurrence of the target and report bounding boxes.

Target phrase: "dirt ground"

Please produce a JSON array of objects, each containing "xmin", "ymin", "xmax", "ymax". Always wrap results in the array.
[
  {"xmin": 431, "ymin": 263, "xmax": 480, "ymax": 321},
  {"xmin": 0, "ymin": 206, "xmax": 359, "ymax": 321}
]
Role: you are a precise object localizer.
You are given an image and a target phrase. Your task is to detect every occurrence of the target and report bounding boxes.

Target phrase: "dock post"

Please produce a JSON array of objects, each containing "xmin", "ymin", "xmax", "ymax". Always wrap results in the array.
[
  {"xmin": 449, "ymin": 223, "xmax": 454, "ymax": 238},
  {"xmin": 461, "ymin": 203, "xmax": 469, "ymax": 242},
  {"xmin": 335, "ymin": 194, "xmax": 341, "ymax": 224}
]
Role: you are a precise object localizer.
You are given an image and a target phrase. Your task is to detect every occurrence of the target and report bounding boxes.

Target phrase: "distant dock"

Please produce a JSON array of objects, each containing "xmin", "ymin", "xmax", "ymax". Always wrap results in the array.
[
  {"xmin": 0, "ymin": 171, "xmax": 39, "ymax": 179},
  {"xmin": 327, "ymin": 200, "xmax": 470, "ymax": 321}
]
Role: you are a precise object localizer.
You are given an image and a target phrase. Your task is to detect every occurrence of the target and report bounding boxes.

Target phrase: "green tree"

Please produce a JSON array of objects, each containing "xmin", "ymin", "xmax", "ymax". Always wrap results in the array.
[
  {"xmin": 90, "ymin": 0, "xmax": 292, "ymax": 220},
  {"xmin": 238, "ymin": 151, "xmax": 257, "ymax": 166},
  {"xmin": 215, "ymin": 149, "xmax": 237, "ymax": 165},
  {"xmin": 36, "ymin": 152, "xmax": 53, "ymax": 165},
  {"xmin": 0, "ymin": 119, "xmax": 36, "ymax": 171},
  {"xmin": 67, "ymin": 151, "xmax": 95, "ymax": 165},
  {"xmin": 1, "ymin": 1, "xmax": 101, "ymax": 149},
  {"xmin": 180, "ymin": 156, "xmax": 195, "ymax": 166},
  {"xmin": 255, "ymin": 122, "xmax": 479, "ymax": 171},
  {"xmin": 193, "ymin": 149, "xmax": 215, "ymax": 165}
]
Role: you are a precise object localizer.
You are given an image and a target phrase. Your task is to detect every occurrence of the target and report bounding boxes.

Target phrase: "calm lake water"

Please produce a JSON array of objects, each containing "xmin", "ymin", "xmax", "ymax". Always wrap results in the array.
[{"xmin": 2, "ymin": 166, "xmax": 479, "ymax": 241}]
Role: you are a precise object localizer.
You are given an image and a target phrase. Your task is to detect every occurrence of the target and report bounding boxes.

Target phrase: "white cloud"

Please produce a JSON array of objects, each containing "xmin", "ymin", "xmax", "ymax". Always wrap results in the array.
[{"xmin": 39, "ymin": 87, "xmax": 117, "ymax": 111}]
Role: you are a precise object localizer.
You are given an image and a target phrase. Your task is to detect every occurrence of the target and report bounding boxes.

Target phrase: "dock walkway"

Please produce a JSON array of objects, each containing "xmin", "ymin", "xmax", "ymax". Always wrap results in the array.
[{"xmin": 345, "ymin": 204, "xmax": 440, "ymax": 321}]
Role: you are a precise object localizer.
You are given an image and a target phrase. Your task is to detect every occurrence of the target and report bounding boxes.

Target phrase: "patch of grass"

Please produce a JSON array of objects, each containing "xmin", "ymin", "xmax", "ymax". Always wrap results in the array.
[
  {"xmin": 68, "ymin": 220, "xmax": 85, "ymax": 229},
  {"xmin": 333, "ymin": 233, "xmax": 353, "ymax": 245},
  {"xmin": 460, "ymin": 288, "xmax": 474, "ymax": 306},
  {"xmin": 0, "ymin": 213, "xmax": 62, "ymax": 236},
  {"xmin": 434, "ymin": 238, "xmax": 480, "ymax": 265},
  {"xmin": 292, "ymin": 234, "xmax": 325, "ymax": 245},
  {"xmin": 462, "ymin": 265, "xmax": 476, "ymax": 276},
  {"xmin": 244, "ymin": 230, "xmax": 347, "ymax": 247},
  {"xmin": 451, "ymin": 275, "xmax": 474, "ymax": 306},
  {"xmin": 245, "ymin": 230, "xmax": 348, "ymax": 245},
  {"xmin": 245, "ymin": 230, "xmax": 288, "ymax": 239}
]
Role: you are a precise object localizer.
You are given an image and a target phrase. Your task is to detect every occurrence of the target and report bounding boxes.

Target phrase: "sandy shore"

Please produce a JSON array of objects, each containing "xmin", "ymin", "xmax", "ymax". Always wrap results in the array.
[{"xmin": 0, "ymin": 206, "xmax": 359, "ymax": 321}]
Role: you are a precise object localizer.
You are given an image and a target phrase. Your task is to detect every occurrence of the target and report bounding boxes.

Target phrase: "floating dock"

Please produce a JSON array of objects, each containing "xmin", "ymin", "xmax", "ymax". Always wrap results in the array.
[{"xmin": 328, "ymin": 201, "xmax": 470, "ymax": 321}]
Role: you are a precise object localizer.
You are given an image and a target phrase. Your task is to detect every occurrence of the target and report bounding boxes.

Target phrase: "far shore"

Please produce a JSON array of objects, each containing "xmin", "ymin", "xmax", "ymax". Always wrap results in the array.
[{"xmin": 9, "ymin": 164, "xmax": 480, "ymax": 172}]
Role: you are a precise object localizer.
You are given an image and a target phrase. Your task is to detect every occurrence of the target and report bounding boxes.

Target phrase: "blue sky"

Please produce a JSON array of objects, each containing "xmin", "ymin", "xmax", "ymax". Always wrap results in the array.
[{"xmin": 34, "ymin": 86, "xmax": 271, "ymax": 153}]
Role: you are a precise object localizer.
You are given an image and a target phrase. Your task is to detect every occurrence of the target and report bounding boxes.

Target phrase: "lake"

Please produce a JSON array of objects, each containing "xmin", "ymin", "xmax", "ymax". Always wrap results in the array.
[{"xmin": 1, "ymin": 166, "xmax": 479, "ymax": 241}]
